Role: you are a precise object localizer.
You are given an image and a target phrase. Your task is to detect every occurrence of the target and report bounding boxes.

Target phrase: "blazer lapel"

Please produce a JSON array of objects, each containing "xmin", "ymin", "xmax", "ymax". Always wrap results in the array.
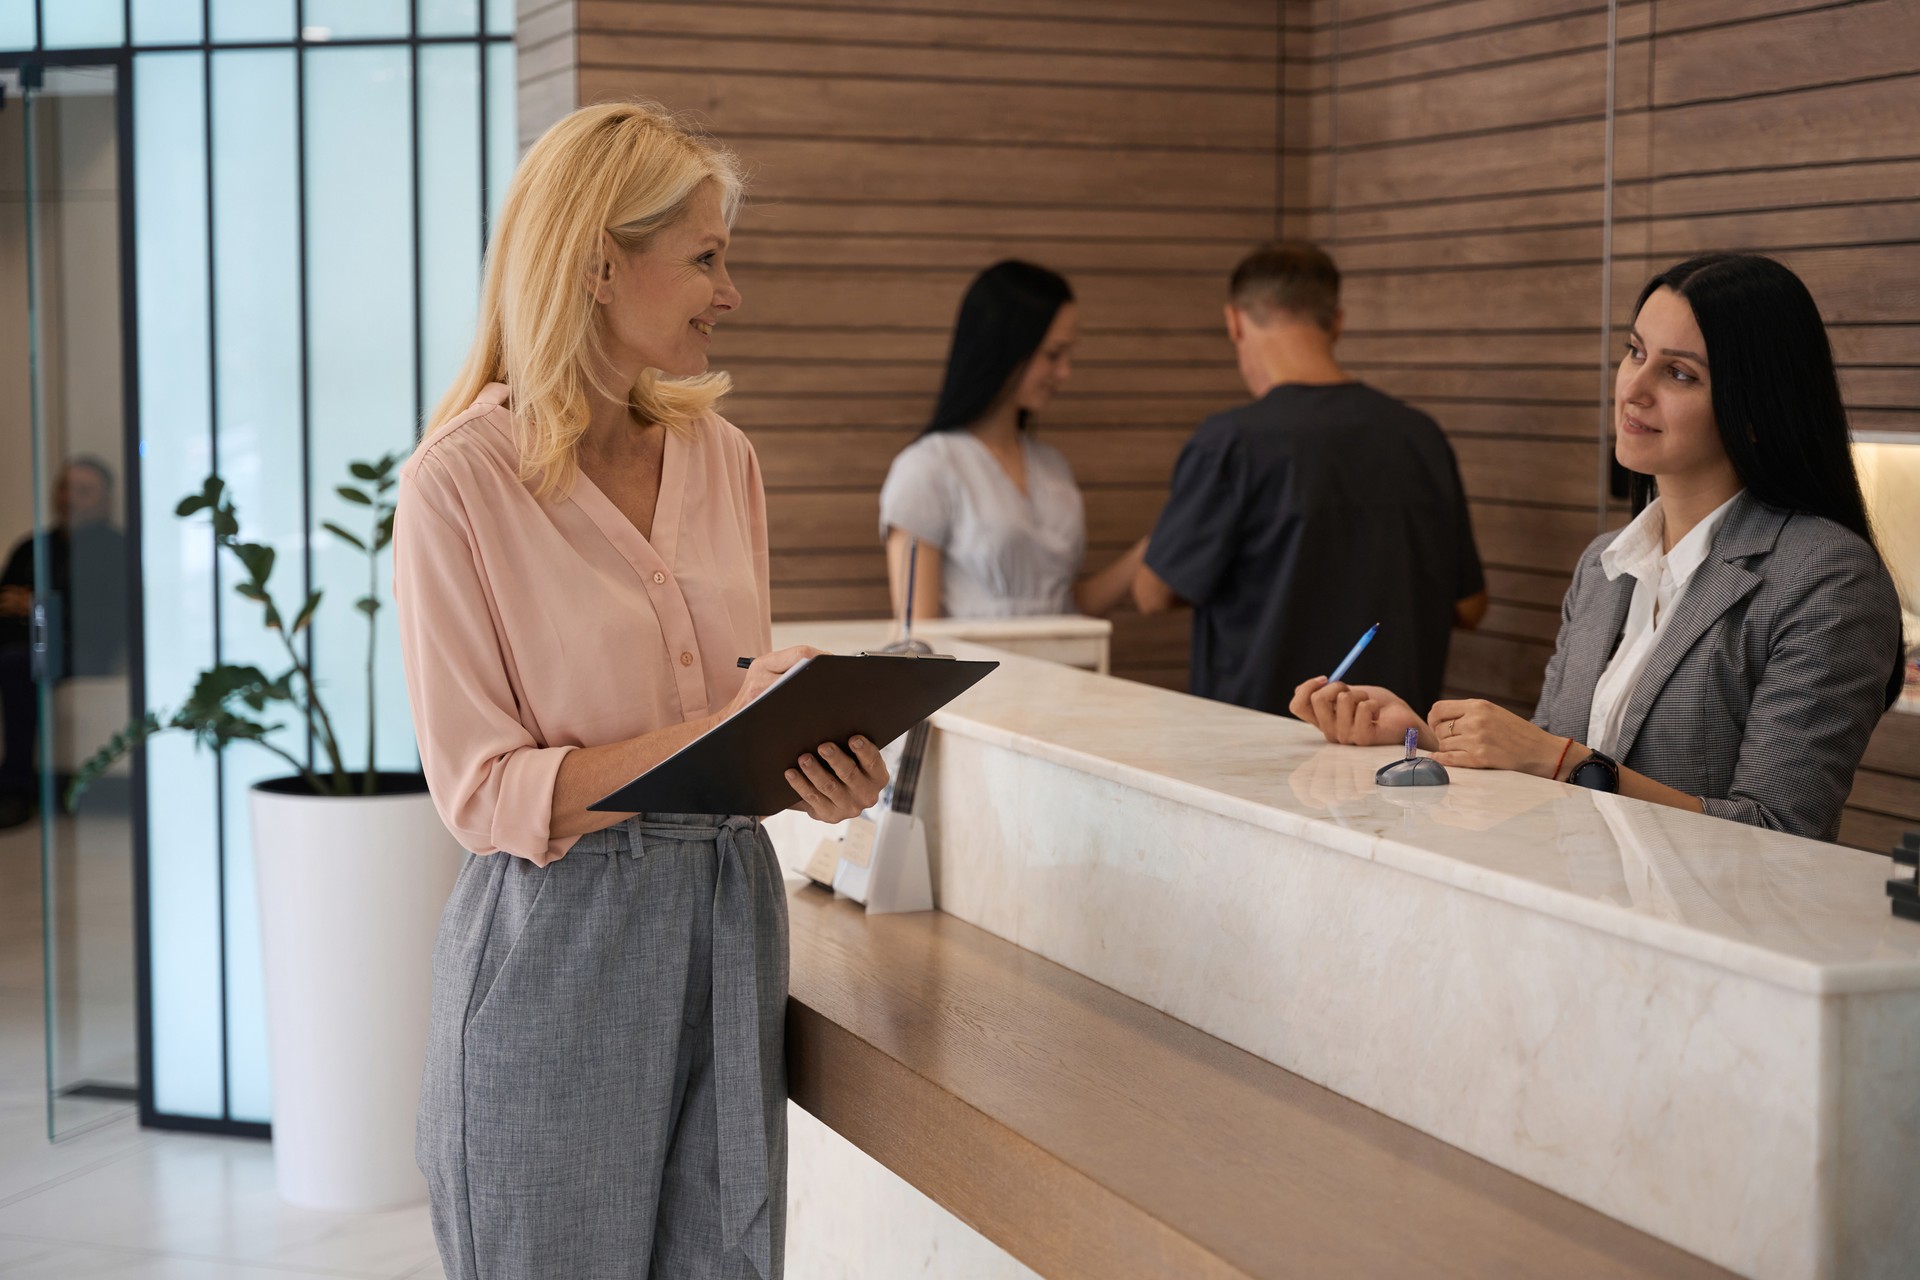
[
  {"xmin": 1613, "ymin": 494, "xmax": 1785, "ymax": 759},
  {"xmin": 1558, "ymin": 569, "xmax": 1634, "ymax": 741}
]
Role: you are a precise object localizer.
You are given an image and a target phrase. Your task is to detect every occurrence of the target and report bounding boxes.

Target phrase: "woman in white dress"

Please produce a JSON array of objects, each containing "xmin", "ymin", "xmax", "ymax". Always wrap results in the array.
[{"xmin": 879, "ymin": 261, "xmax": 1146, "ymax": 619}]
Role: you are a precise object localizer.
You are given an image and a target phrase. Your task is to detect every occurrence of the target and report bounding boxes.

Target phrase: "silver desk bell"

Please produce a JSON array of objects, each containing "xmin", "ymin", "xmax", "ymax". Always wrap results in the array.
[{"xmin": 1375, "ymin": 727, "xmax": 1450, "ymax": 787}]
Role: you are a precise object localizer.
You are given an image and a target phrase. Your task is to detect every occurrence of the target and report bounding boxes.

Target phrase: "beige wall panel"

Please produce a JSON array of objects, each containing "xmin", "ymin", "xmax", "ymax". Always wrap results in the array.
[
  {"xmin": 1485, "ymin": 566, "xmax": 1580, "ymax": 610},
  {"xmin": 1330, "ymin": 48, "xmax": 1609, "ymax": 149},
  {"xmin": 583, "ymin": 0, "xmax": 1284, "ymax": 26},
  {"xmin": 1648, "ymin": 0, "xmax": 1920, "ymax": 104},
  {"xmin": 577, "ymin": 30, "xmax": 1277, "ymax": 92},
  {"xmin": 1469, "ymin": 503, "xmax": 1606, "ymax": 573},
  {"xmin": 580, "ymin": 0, "xmax": 1273, "ymax": 59},
  {"xmin": 574, "ymin": 65, "xmax": 1277, "ymax": 151},
  {"xmin": 736, "ymin": 200, "xmax": 1276, "ymax": 243},
  {"xmin": 1332, "ymin": 119, "xmax": 1606, "ymax": 207},
  {"xmin": 666, "ymin": 134, "xmax": 1278, "ymax": 208},
  {"xmin": 1324, "ymin": 188, "xmax": 1601, "ymax": 240},
  {"xmin": 731, "ymin": 234, "xmax": 1249, "ymax": 275},
  {"xmin": 1645, "ymin": 75, "xmax": 1920, "ymax": 171},
  {"xmin": 1624, "ymin": 157, "xmax": 1920, "ymax": 219},
  {"xmin": 1451, "ymin": 436, "xmax": 1606, "ymax": 508}
]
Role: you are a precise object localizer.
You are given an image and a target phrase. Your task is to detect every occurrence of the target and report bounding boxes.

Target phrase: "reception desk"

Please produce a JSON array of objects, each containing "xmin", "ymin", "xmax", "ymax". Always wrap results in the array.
[{"xmin": 769, "ymin": 621, "xmax": 1920, "ymax": 1280}]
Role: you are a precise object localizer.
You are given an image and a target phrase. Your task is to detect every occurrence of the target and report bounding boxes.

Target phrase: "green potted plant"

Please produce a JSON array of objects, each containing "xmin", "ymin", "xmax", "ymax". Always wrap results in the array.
[{"xmin": 71, "ymin": 453, "xmax": 464, "ymax": 1213}]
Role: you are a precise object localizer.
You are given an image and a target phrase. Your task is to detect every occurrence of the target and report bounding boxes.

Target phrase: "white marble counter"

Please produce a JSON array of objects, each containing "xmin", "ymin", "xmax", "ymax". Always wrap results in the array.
[
  {"xmin": 773, "ymin": 620, "xmax": 1920, "ymax": 1280},
  {"xmin": 778, "ymin": 619, "xmax": 1920, "ymax": 996}
]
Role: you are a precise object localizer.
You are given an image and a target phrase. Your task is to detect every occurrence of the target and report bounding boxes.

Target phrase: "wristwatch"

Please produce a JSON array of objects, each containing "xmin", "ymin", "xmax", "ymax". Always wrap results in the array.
[{"xmin": 1567, "ymin": 748, "xmax": 1621, "ymax": 793}]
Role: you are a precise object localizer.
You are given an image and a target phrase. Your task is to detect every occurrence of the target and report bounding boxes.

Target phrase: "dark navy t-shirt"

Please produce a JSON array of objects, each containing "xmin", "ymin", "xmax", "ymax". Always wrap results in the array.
[{"xmin": 1144, "ymin": 382, "xmax": 1483, "ymax": 717}]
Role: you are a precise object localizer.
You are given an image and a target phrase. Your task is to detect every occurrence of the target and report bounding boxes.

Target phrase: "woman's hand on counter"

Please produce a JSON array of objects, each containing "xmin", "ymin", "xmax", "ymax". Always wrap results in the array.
[
  {"xmin": 1425, "ymin": 699, "xmax": 1565, "ymax": 777},
  {"xmin": 786, "ymin": 736, "xmax": 889, "ymax": 823},
  {"xmin": 1289, "ymin": 678, "xmax": 1432, "ymax": 748}
]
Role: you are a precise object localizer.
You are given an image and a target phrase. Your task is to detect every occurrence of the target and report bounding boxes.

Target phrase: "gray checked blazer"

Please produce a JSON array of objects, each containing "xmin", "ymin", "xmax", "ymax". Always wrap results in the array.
[{"xmin": 1531, "ymin": 491, "xmax": 1901, "ymax": 842}]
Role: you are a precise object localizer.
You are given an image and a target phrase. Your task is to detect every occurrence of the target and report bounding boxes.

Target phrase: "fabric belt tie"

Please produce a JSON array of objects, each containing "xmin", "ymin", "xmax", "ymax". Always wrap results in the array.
[{"xmin": 636, "ymin": 816, "xmax": 771, "ymax": 1280}]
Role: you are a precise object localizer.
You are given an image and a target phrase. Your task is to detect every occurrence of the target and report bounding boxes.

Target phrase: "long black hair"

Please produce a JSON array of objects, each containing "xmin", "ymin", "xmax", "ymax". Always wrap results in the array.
[
  {"xmin": 1628, "ymin": 253, "xmax": 1875, "ymax": 549},
  {"xmin": 924, "ymin": 260, "xmax": 1073, "ymax": 435}
]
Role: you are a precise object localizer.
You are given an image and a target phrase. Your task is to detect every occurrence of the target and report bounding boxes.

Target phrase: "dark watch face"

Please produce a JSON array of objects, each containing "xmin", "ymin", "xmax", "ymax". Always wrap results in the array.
[{"xmin": 1571, "ymin": 754, "xmax": 1620, "ymax": 792}]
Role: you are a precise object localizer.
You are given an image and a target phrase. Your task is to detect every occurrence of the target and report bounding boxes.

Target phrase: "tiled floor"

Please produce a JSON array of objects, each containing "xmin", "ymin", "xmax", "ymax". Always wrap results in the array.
[{"xmin": 0, "ymin": 819, "xmax": 445, "ymax": 1279}]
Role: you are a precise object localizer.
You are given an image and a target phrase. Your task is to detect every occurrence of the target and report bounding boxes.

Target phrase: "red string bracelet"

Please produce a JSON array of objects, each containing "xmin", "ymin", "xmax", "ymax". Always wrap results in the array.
[{"xmin": 1550, "ymin": 737, "xmax": 1574, "ymax": 782}]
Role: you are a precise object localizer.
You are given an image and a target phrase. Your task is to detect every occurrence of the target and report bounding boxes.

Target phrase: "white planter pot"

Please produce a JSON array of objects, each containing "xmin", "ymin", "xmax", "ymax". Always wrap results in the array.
[{"xmin": 249, "ymin": 775, "xmax": 465, "ymax": 1212}]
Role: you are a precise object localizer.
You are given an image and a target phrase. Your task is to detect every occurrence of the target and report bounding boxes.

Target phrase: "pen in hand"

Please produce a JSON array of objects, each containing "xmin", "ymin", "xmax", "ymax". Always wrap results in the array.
[
  {"xmin": 1326, "ymin": 623, "xmax": 1381, "ymax": 685},
  {"xmin": 737, "ymin": 656, "xmax": 753, "ymax": 669}
]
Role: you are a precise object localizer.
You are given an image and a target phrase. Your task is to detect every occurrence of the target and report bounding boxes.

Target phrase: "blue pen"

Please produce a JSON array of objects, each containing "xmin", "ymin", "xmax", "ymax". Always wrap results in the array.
[{"xmin": 1327, "ymin": 622, "xmax": 1380, "ymax": 684}]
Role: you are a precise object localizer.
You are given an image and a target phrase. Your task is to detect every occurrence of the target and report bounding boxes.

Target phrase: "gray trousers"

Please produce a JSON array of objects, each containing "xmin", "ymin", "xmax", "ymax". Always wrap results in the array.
[{"xmin": 417, "ymin": 813, "xmax": 788, "ymax": 1280}]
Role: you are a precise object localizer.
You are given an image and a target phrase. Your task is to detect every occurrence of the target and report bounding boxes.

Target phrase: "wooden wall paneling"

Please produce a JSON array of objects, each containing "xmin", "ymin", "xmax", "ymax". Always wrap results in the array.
[{"xmin": 567, "ymin": 0, "xmax": 1282, "ymax": 685}]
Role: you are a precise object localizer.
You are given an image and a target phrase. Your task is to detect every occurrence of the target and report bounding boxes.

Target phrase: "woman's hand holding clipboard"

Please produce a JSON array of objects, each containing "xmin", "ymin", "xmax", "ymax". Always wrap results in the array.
[
  {"xmin": 728, "ymin": 645, "xmax": 888, "ymax": 823},
  {"xmin": 590, "ymin": 646, "xmax": 998, "ymax": 819}
]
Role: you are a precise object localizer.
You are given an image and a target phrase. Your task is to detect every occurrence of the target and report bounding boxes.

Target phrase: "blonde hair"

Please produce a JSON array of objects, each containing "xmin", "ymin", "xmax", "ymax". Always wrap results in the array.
[{"xmin": 429, "ymin": 100, "xmax": 746, "ymax": 499}]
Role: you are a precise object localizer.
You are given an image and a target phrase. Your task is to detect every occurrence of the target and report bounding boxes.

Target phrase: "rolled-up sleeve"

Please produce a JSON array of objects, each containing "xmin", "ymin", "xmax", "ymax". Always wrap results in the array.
[{"xmin": 394, "ymin": 460, "xmax": 578, "ymax": 864}]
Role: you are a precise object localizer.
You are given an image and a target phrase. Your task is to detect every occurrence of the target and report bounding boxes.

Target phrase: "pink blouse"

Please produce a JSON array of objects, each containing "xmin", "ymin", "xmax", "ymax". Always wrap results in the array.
[{"xmin": 393, "ymin": 383, "xmax": 771, "ymax": 864}]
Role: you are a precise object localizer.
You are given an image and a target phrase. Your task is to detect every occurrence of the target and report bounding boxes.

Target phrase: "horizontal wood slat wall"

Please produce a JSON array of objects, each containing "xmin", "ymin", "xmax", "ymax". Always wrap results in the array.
[{"xmin": 539, "ymin": 0, "xmax": 1284, "ymax": 689}]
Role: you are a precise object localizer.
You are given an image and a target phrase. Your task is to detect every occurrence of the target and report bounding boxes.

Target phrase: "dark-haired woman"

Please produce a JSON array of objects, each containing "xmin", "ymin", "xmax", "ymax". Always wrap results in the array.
[
  {"xmin": 1290, "ymin": 253, "xmax": 1902, "ymax": 841},
  {"xmin": 879, "ymin": 260, "xmax": 1146, "ymax": 619}
]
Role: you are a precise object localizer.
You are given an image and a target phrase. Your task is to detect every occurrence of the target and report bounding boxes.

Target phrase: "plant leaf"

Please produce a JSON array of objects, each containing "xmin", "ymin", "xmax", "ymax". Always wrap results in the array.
[
  {"xmin": 65, "ymin": 712, "xmax": 165, "ymax": 810},
  {"xmin": 337, "ymin": 486, "xmax": 372, "ymax": 506},
  {"xmin": 234, "ymin": 582, "xmax": 267, "ymax": 602},
  {"xmin": 373, "ymin": 512, "xmax": 395, "ymax": 551},
  {"xmin": 349, "ymin": 462, "xmax": 381, "ymax": 481},
  {"xmin": 290, "ymin": 590, "xmax": 323, "ymax": 634},
  {"xmin": 233, "ymin": 542, "xmax": 275, "ymax": 585},
  {"xmin": 211, "ymin": 507, "xmax": 239, "ymax": 540},
  {"xmin": 355, "ymin": 596, "xmax": 380, "ymax": 617},
  {"xmin": 175, "ymin": 495, "xmax": 209, "ymax": 517},
  {"xmin": 321, "ymin": 521, "xmax": 367, "ymax": 551}
]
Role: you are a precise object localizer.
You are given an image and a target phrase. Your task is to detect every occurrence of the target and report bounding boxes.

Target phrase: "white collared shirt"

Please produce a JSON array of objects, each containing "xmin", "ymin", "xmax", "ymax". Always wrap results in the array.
[{"xmin": 1585, "ymin": 492, "xmax": 1744, "ymax": 758}]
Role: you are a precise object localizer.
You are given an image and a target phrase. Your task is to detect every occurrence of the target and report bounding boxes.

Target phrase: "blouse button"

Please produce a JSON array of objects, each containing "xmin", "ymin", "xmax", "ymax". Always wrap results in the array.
[
  {"xmin": 652, "ymin": 571, "xmax": 665, "ymax": 584},
  {"xmin": 680, "ymin": 651, "xmax": 694, "ymax": 667}
]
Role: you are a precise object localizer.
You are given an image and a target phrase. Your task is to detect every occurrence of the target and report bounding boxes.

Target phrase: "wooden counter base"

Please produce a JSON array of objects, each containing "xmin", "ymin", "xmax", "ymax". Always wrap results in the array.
[{"xmin": 785, "ymin": 881, "xmax": 1733, "ymax": 1280}]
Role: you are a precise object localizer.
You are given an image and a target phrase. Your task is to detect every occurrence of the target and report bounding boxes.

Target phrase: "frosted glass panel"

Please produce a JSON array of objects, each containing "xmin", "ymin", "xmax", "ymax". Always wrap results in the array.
[
  {"xmin": 485, "ymin": 41, "xmax": 516, "ymax": 235},
  {"xmin": 485, "ymin": 0, "xmax": 514, "ymax": 36},
  {"xmin": 211, "ymin": 0, "xmax": 293, "ymax": 43},
  {"xmin": 133, "ymin": 50, "xmax": 222, "ymax": 1121},
  {"xmin": 419, "ymin": 0, "xmax": 479, "ymax": 37},
  {"xmin": 43, "ymin": 0, "xmax": 123, "ymax": 47},
  {"xmin": 211, "ymin": 49, "xmax": 301, "ymax": 1124},
  {"xmin": 418, "ymin": 45, "xmax": 481, "ymax": 426},
  {"xmin": 132, "ymin": 0, "xmax": 201, "ymax": 45},
  {"xmin": 0, "ymin": 0, "xmax": 34, "ymax": 51},
  {"xmin": 303, "ymin": 0, "xmax": 408, "ymax": 40},
  {"xmin": 303, "ymin": 46, "xmax": 416, "ymax": 773}
]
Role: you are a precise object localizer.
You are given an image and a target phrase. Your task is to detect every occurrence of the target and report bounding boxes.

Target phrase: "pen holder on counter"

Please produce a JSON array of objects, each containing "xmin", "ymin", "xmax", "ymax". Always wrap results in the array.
[{"xmin": 1376, "ymin": 727, "xmax": 1449, "ymax": 788}]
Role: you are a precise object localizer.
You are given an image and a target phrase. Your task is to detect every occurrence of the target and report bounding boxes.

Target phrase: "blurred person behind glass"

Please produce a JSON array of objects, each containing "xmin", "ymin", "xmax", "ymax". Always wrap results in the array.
[{"xmin": 0, "ymin": 457, "xmax": 128, "ymax": 827}]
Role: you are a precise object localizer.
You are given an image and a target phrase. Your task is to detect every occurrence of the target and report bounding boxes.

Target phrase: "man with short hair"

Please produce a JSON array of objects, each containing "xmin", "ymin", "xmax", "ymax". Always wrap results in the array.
[{"xmin": 1132, "ymin": 241, "xmax": 1486, "ymax": 718}]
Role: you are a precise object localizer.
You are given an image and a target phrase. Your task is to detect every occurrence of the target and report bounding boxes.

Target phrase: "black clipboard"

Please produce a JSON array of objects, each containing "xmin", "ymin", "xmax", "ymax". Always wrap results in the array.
[{"xmin": 588, "ymin": 653, "xmax": 998, "ymax": 816}]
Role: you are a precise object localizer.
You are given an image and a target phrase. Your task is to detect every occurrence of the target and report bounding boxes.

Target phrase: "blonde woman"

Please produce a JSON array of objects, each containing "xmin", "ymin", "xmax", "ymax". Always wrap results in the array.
[{"xmin": 394, "ymin": 102, "xmax": 887, "ymax": 1279}]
